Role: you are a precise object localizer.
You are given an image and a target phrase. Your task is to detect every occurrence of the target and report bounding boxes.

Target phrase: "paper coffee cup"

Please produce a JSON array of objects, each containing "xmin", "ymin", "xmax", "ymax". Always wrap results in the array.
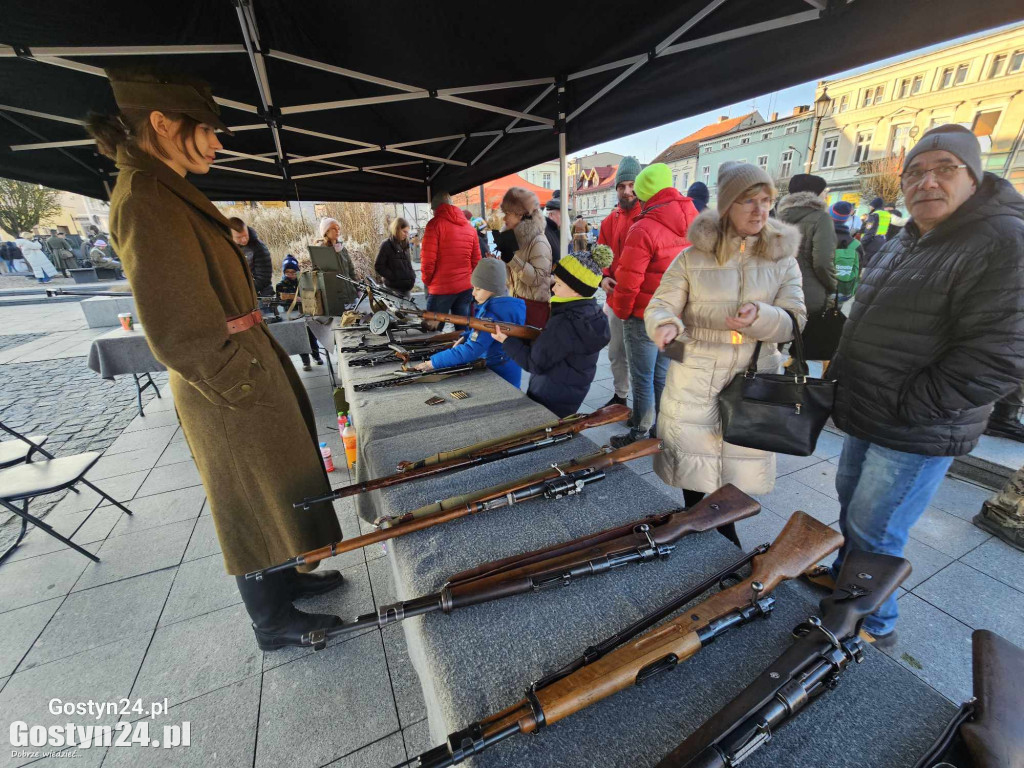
[{"xmin": 118, "ymin": 312, "xmax": 133, "ymax": 331}]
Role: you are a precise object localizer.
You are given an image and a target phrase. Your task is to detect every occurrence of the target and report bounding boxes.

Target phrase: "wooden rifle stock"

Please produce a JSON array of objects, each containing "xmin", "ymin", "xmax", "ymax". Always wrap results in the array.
[
  {"xmin": 444, "ymin": 484, "xmax": 760, "ymax": 604},
  {"xmin": 294, "ymin": 405, "xmax": 630, "ymax": 509},
  {"xmin": 410, "ymin": 512, "xmax": 842, "ymax": 765},
  {"xmin": 248, "ymin": 439, "xmax": 661, "ymax": 581},
  {"xmin": 420, "ymin": 310, "xmax": 542, "ymax": 340}
]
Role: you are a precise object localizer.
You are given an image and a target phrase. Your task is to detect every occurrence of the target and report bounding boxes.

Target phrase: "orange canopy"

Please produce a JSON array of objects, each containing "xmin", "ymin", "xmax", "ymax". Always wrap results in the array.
[{"xmin": 452, "ymin": 173, "xmax": 555, "ymax": 211}]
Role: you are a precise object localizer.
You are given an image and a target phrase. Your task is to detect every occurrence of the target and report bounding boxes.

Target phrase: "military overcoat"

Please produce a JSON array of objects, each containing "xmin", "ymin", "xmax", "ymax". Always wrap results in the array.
[{"xmin": 109, "ymin": 146, "xmax": 341, "ymax": 575}]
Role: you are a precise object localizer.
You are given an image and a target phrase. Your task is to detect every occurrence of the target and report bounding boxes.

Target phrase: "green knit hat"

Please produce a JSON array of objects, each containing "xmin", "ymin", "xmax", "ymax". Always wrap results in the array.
[
  {"xmin": 553, "ymin": 251, "xmax": 604, "ymax": 297},
  {"xmin": 614, "ymin": 156, "xmax": 641, "ymax": 188},
  {"xmin": 634, "ymin": 163, "xmax": 672, "ymax": 202}
]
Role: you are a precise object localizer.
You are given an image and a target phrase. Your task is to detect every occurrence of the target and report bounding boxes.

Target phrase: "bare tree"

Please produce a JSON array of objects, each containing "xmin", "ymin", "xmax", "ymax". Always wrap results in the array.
[
  {"xmin": 0, "ymin": 178, "xmax": 63, "ymax": 237},
  {"xmin": 858, "ymin": 152, "xmax": 904, "ymax": 208}
]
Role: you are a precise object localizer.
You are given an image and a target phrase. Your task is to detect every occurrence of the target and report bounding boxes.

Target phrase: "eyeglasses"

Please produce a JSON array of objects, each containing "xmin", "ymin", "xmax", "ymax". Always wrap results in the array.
[
  {"xmin": 901, "ymin": 164, "xmax": 967, "ymax": 186},
  {"xmin": 736, "ymin": 198, "xmax": 773, "ymax": 210}
]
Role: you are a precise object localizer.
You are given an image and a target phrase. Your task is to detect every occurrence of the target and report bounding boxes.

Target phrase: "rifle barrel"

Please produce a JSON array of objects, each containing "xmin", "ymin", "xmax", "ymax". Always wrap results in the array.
[{"xmin": 421, "ymin": 311, "xmax": 542, "ymax": 340}]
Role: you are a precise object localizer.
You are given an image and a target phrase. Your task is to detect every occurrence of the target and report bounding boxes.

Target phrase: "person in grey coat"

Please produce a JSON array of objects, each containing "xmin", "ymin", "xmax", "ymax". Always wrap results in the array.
[{"xmin": 777, "ymin": 174, "xmax": 838, "ymax": 314}]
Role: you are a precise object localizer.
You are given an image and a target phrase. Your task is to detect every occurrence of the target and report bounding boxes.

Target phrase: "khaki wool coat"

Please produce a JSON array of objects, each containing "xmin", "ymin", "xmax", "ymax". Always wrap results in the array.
[
  {"xmin": 109, "ymin": 147, "xmax": 341, "ymax": 575},
  {"xmin": 644, "ymin": 209, "xmax": 807, "ymax": 495}
]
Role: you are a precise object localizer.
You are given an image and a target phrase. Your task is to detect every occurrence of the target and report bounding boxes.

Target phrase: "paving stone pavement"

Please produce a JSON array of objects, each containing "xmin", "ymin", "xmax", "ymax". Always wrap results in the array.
[
  {"xmin": 0, "ymin": 334, "xmax": 45, "ymax": 354},
  {"xmin": 0, "ymin": 310, "xmax": 1021, "ymax": 767}
]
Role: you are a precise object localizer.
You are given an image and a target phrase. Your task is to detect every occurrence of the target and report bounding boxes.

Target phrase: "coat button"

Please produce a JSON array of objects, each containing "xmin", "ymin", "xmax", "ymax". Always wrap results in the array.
[
  {"xmin": 251, "ymin": 358, "xmax": 258, "ymax": 364},
  {"xmin": 241, "ymin": 384, "xmax": 252, "ymax": 392}
]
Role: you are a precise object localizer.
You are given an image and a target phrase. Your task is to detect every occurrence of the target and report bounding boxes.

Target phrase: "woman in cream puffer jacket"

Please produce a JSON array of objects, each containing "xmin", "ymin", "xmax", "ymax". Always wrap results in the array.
[{"xmin": 644, "ymin": 173, "xmax": 806, "ymax": 498}]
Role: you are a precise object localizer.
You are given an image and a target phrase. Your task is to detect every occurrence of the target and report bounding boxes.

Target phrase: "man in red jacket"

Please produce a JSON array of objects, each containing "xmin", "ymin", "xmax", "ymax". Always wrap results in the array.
[
  {"xmin": 420, "ymin": 190, "xmax": 482, "ymax": 317},
  {"xmin": 609, "ymin": 163, "xmax": 698, "ymax": 448},
  {"xmin": 598, "ymin": 156, "xmax": 642, "ymax": 408}
]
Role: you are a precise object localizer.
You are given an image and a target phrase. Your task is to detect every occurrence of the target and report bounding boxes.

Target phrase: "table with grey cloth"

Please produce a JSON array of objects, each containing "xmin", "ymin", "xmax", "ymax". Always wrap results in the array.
[
  {"xmin": 86, "ymin": 325, "xmax": 166, "ymax": 416},
  {"xmin": 266, "ymin": 316, "xmax": 338, "ymax": 387},
  {"xmin": 331, "ymin": 323, "xmax": 956, "ymax": 768}
]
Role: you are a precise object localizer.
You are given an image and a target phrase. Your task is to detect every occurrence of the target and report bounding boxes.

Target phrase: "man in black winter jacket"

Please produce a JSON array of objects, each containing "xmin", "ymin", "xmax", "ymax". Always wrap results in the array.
[
  {"xmin": 228, "ymin": 217, "xmax": 274, "ymax": 296},
  {"xmin": 820, "ymin": 125, "xmax": 1024, "ymax": 644}
]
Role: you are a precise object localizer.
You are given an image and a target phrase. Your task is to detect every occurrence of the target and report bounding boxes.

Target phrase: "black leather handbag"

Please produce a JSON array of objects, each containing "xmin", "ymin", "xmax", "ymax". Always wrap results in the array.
[
  {"xmin": 801, "ymin": 290, "xmax": 846, "ymax": 360},
  {"xmin": 720, "ymin": 311, "xmax": 835, "ymax": 456}
]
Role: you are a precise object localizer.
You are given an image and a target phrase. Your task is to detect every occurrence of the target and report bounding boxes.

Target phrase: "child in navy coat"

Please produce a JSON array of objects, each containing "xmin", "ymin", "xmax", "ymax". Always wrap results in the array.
[
  {"xmin": 494, "ymin": 249, "xmax": 611, "ymax": 416},
  {"xmin": 414, "ymin": 259, "xmax": 526, "ymax": 387}
]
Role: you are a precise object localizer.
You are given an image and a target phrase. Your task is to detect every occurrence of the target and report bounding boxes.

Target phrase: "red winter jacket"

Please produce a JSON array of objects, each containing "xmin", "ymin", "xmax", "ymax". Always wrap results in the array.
[
  {"xmin": 598, "ymin": 203, "xmax": 642, "ymax": 278},
  {"xmin": 420, "ymin": 203, "xmax": 482, "ymax": 295},
  {"xmin": 609, "ymin": 187, "xmax": 698, "ymax": 320}
]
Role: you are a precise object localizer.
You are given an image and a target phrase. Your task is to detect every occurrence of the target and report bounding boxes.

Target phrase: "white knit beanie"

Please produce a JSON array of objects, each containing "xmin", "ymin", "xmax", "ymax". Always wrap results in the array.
[
  {"xmin": 716, "ymin": 161, "xmax": 774, "ymax": 213},
  {"xmin": 318, "ymin": 217, "xmax": 340, "ymax": 239}
]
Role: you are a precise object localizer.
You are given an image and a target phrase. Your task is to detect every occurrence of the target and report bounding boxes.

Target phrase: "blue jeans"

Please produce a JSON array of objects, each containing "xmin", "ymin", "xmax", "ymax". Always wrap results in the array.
[
  {"xmin": 426, "ymin": 289, "xmax": 474, "ymax": 318},
  {"xmin": 622, "ymin": 316, "xmax": 669, "ymax": 436},
  {"xmin": 830, "ymin": 435, "xmax": 953, "ymax": 636}
]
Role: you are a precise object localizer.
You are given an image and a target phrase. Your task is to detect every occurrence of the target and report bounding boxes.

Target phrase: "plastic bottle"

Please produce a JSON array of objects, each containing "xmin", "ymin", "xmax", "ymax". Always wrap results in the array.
[
  {"xmin": 319, "ymin": 442, "xmax": 335, "ymax": 473},
  {"xmin": 337, "ymin": 412, "xmax": 347, "ymax": 438},
  {"xmin": 342, "ymin": 421, "xmax": 357, "ymax": 467}
]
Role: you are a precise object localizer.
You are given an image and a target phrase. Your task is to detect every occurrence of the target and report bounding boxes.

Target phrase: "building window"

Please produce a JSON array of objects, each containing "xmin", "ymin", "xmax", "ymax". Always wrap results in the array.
[
  {"xmin": 853, "ymin": 131, "xmax": 873, "ymax": 163},
  {"xmin": 542, "ymin": 173, "xmax": 552, "ymax": 189},
  {"xmin": 838, "ymin": 95, "xmax": 848, "ymax": 113},
  {"xmin": 682, "ymin": 172, "xmax": 690, "ymax": 188},
  {"xmin": 862, "ymin": 87, "xmax": 873, "ymax": 107},
  {"xmin": 972, "ymin": 110, "xmax": 1001, "ymax": 138},
  {"xmin": 988, "ymin": 54, "xmax": 1007, "ymax": 79},
  {"xmin": 939, "ymin": 67, "xmax": 954, "ymax": 89},
  {"xmin": 756, "ymin": 155, "xmax": 769, "ymax": 170},
  {"xmin": 785, "ymin": 125, "xmax": 798, "ymax": 135},
  {"xmin": 873, "ymin": 86, "xmax": 885, "ymax": 105},
  {"xmin": 890, "ymin": 124, "xmax": 911, "ymax": 157},
  {"xmin": 779, "ymin": 151, "xmax": 793, "ymax": 178},
  {"xmin": 762, "ymin": 131, "xmax": 772, "ymax": 140},
  {"xmin": 911, "ymin": 75, "xmax": 923, "ymax": 95},
  {"xmin": 702, "ymin": 166, "xmax": 710, "ymax": 184},
  {"xmin": 722, "ymin": 141, "xmax": 730, "ymax": 150},
  {"xmin": 820, "ymin": 137, "xmax": 838, "ymax": 168},
  {"xmin": 672, "ymin": 174, "xmax": 678, "ymax": 189},
  {"xmin": 898, "ymin": 78, "xmax": 911, "ymax": 99},
  {"xmin": 954, "ymin": 64, "xmax": 969, "ymax": 85},
  {"xmin": 1009, "ymin": 50, "xmax": 1024, "ymax": 74},
  {"xmin": 740, "ymin": 137, "xmax": 750, "ymax": 145}
]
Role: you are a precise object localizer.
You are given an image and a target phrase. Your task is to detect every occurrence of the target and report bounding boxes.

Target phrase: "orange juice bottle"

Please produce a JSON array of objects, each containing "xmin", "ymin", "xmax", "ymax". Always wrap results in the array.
[{"xmin": 342, "ymin": 421, "xmax": 357, "ymax": 467}]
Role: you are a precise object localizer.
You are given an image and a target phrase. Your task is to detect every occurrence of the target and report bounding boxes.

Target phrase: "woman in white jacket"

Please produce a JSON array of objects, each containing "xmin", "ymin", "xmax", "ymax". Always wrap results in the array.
[
  {"xmin": 15, "ymin": 232, "xmax": 59, "ymax": 282},
  {"xmin": 644, "ymin": 162, "xmax": 806, "ymax": 506}
]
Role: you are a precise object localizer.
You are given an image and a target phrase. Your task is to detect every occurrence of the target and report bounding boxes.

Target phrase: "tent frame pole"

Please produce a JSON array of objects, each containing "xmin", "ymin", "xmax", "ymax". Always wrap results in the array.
[{"xmin": 557, "ymin": 81, "xmax": 569, "ymax": 259}]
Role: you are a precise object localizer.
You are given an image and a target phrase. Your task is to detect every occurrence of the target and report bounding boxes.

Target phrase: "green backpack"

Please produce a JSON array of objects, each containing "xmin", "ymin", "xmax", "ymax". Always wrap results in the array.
[{"xmin": 835, "ymin": 237, "xmax": 861, "ymax": 297}]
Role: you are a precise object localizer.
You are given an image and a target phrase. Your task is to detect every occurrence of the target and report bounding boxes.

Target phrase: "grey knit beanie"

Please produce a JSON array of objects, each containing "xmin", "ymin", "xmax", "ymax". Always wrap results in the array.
[
  {"xmin": 615, "ymin": 156, "xmax": 641, "ymax": 187},
  {"xmin": 716, "ymin": 161, "xmax": 774, "ymax": 213},
  {"xmin": 903, "ymin": 124, "xmax": 982, "ymax": 183},
  {"xmin": 470, "ymin": 258, "xmax": 509, "ymax": 296}
]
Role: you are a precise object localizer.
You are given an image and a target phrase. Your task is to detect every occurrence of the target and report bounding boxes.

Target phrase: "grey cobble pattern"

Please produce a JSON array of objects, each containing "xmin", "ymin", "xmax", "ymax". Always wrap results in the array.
[
  {"xmin": 0, "ymin": 334, "xmax": 45, "ymax": 353},
  {"xmin": 0, "ymin": 355, "xmax": 168, "ymax": 547}
]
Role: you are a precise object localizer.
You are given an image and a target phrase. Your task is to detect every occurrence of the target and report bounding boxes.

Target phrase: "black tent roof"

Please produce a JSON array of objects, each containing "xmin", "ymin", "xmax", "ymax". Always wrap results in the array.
[{"xmin": 1, "ymin": 0, "xmax": 1022, "ymax": 202}]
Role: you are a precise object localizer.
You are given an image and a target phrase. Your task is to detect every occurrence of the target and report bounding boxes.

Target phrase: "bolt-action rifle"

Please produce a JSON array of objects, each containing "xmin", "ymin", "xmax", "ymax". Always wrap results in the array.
[
  {"xmin": 912, "ymin": 629, "xmax": 1023, "ymax": 768},
  {"xmin": 656, "ymin": 548, "xmax": 912, "ymax": 768},
  {"xmin": 297, "ymin": 484, "xmax": 760, "ymax": 648},
  {"xmin": 416, "ymin": 310, "xmax": 542, "ymax": 340},
  {"xmin": 347, "ymin": 344, "xmax": 453, "ymax": 367},
  {"xmin": 400, "ymin": 511, "xmax": 843, "ymax": 768},
  {"xmin": 294, "ymin": 404, "xmax": 630, "ymax": 510},
  {"xmin": 353, "ymin": 359, "xmax": 487, "ymax": 391},
  {"xmin": 339, "ymin": 332, "xmax": 462, "ymax": 354},
  {"xmin": 246, "ymin": 439, "xmax": 661, "ymax": 584}
]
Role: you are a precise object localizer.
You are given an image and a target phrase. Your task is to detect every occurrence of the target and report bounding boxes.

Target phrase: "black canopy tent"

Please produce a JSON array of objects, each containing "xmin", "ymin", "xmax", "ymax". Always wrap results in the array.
[{"xmin": 1, "ymin": 0, "xmax": 1022, "ymax": 222}]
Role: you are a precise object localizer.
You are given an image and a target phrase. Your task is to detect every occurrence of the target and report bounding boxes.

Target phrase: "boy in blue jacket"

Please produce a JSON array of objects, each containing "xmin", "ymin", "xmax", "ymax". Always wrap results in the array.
[
  {"xmin": 413, "ymin": 258, "xmax": 525, "ymax": 387},
  {"xmin": 493, "ymin": 249, "xmax": 612, "ymax": 417}
]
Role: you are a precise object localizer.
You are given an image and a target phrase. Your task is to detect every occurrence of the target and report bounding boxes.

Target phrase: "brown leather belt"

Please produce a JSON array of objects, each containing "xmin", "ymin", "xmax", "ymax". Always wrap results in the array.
[{"xmin": 226, "ymin": 309, "xmax": 264, "ymax": 335}]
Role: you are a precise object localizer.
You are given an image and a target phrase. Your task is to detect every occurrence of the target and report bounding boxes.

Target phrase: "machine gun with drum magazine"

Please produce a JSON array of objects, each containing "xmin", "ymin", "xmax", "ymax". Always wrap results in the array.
[
  {"xmin": 295, "ymin": 485, "xmax": 759, "ymax": 648},
  {"xmin": 399, "ymin": 512, "xmax": 843, "ymax": 768},
  {"xmin": 294, "ymin": 404, "xmax": 629, "ymax": 509},
  {"xmin": 245, "ymin": 439, "xmax": 661, "ymax": 589},
  {"xmin": 656, "ymin": 549, "xmax": 912, "ymax": 768}
]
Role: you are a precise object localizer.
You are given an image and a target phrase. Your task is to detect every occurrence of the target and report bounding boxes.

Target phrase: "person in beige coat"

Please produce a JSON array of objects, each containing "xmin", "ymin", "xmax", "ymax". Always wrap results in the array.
[
  {"xmin": 645, "ymin": 161, "xmax": 806, "ymax": 506},
  {"xmin": 89, "ymin": 68, "xmax": 344, "ymax": 652},
  {"xmin": 501, "ymin": 187, "xmax": 552, "ymax": 328}
]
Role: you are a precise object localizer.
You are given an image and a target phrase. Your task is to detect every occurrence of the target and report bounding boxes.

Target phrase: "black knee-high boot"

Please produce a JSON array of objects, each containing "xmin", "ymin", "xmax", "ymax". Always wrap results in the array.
[{"xmin": 235, "ymin": 572, "xmax": 343, "ymax": 651}]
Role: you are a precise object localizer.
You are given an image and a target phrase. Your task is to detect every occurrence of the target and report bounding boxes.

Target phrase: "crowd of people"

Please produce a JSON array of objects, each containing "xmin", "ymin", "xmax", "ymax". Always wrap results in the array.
[
  {"xmin": 82, "ymin": 66, "xmax": 1023, "ymax": 653},
  {"xmin": 1, "ymin": 225, "xmax": 122, "ymax": 281}
]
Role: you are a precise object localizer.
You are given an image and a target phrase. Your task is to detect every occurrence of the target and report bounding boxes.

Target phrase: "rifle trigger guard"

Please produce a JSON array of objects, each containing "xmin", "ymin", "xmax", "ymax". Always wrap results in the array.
[{"xmin": 524, "ymin": 689, "xmax": 547, "ymax": 730}]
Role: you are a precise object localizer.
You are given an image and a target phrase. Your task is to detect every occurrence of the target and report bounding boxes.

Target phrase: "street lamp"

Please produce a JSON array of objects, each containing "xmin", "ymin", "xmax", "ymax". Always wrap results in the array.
[{"xmin": 805, "ymin": 87, "xmax": 833, "ymax": 173}]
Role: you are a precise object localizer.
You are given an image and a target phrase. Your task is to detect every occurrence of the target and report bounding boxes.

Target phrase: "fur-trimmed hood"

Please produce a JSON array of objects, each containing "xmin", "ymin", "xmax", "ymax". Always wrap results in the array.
[
  {"xmin": 777, "ymin": 190, "xmax": 827, "ymax": 214},
  {"xmin": 513, "ymin": 209, "xmax": 547, "ymax": 249},
  {"xmin": 686, "ymin": 208, "xmax": 800, "ymax": 263}
]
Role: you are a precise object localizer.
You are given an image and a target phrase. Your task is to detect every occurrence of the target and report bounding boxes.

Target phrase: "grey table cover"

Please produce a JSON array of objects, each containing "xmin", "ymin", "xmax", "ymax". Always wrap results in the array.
[
  {"xmin": 86, "ymin": 325, "xmax": 165, "ymax": 380},
  {"xmin": 332, "ymin": 323, "xmax": 957, "ymax": 768}
]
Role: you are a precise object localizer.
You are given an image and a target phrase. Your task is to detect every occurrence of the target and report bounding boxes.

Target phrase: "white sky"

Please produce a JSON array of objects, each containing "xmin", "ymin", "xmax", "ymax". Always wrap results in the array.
[{"xmin": 571, "ymin": 21, "xmax": 1022, "ymax": 164}]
